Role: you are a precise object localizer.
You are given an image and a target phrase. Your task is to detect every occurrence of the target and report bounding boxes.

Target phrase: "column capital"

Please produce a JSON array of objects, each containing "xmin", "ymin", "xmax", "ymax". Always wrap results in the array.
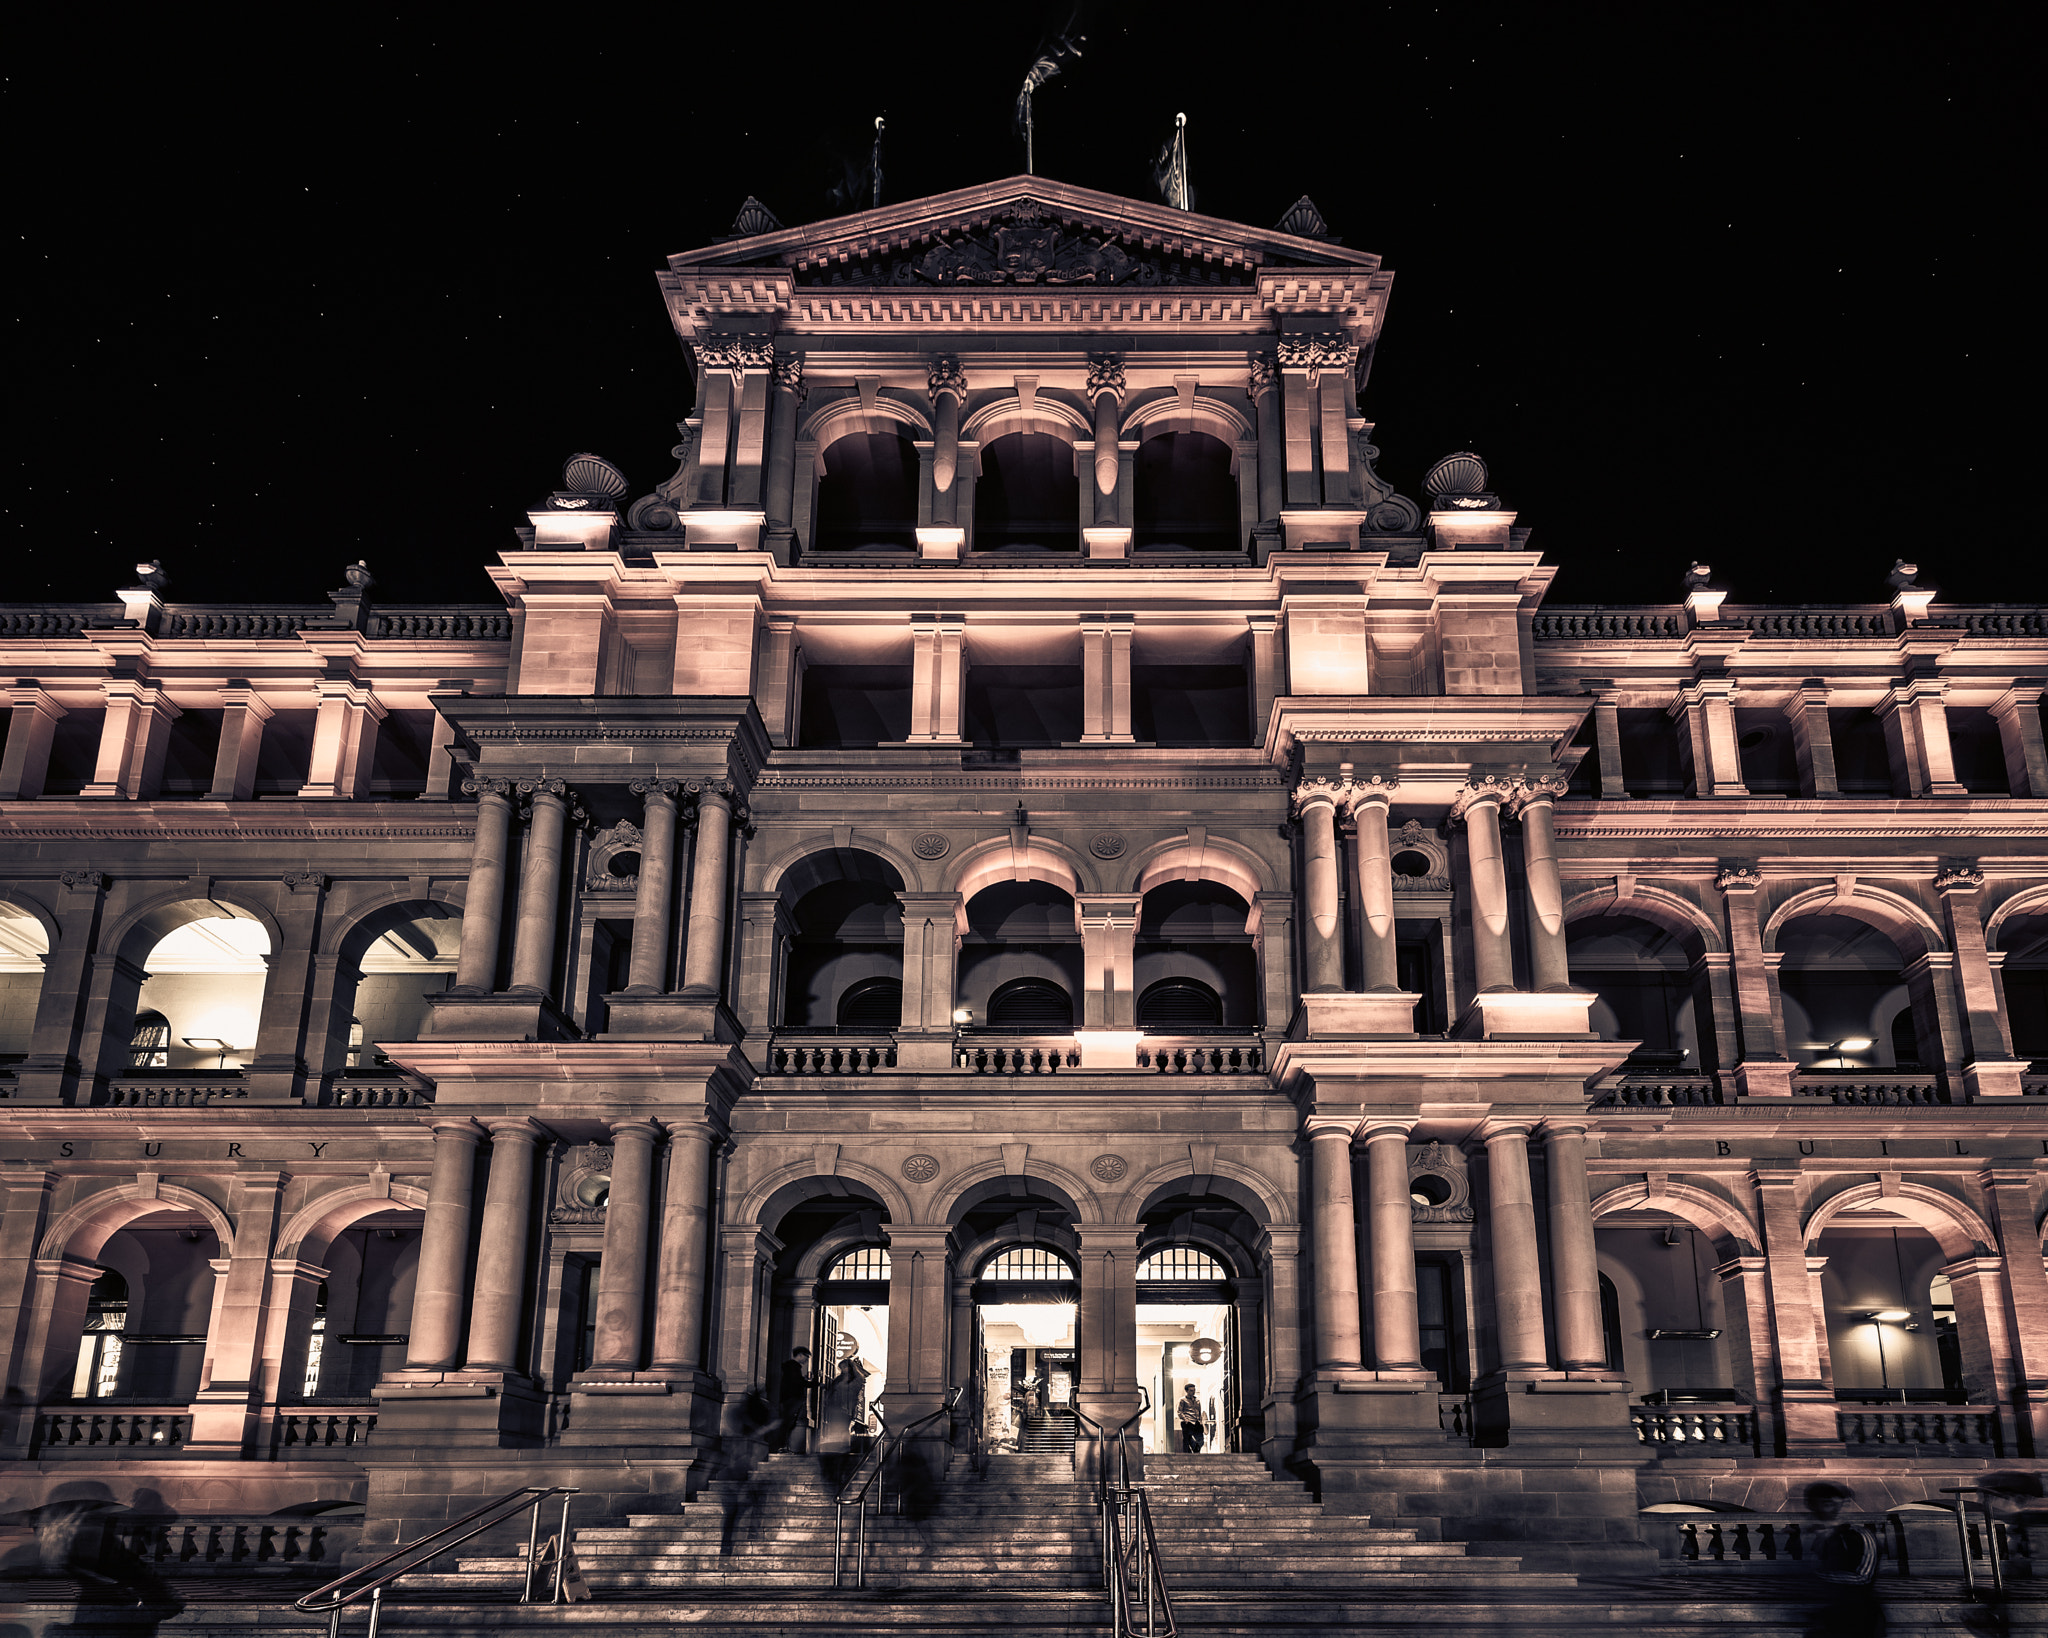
[
  {"xmin": 424, "ymin": 1117, "xmax": 486, "ymax": 1145},
  {"xmin": 772, "ymin": 350, "xmax": 807, "ymax": 398},
  {"xmin": 268, "ymin": 1257, "xmax": 332, "ymax": 1284},
  {"xmin": 693, "ymin": 334, "xmax": 774, "ymax": 379},
  {"xmin": 1357, "ymin": 1117, "xmax": 1416, "ymax": 1144},
  {"xmin": 607, "ymin": 1118, "xmax": 663, "ymax": 1146},
  {"xmin": 1275, "ymin": 331, "xmax": 1356, "ymax": 387},
  {"xmin": 481, "ymin": 1115, "xmax": 551, "ymax": 1145},
  {"xmin": 1537, "ymin": 1118, "xmax": 1592, "ymax": 1142},
  {"xmin": 1446, "ymin": 774, "xmax": 1512, "ymax": 825},
  {"xmin": 630, "ymin": 778, "xmax": 684, "ymax": 802},
  {"xmin": 461, "ymin": 775, "xmax": 517, "ymax": 800},
  {"xmin": 1934, "ymin": 861, "xmax": 1986, "ymax": 896},
  {"xmin": 1477, "ymin": 1119, "xmax": 1535, "ymax": 1146},
  {"xmin": 1504, "ymin": 773, "xmax": 1570, "ymax": 816},
  {"xmin": 58, "ymin": 869, "xmax": 107, "ymax": 895},
  {"xmin": 1302, "ymin": 1115, "xmax": 1360, "ymax": 1143},
  {"xmin": 1714, "ymin": 861, "xmax": 1765, "ymax": 895},
  {"xmin": 1084, "ymin": 352, "xmax": 1126, "ymax": 405},
  {"xmin": 1245, "ymin": 349, "xmax": 1277, "ymax": 401},
  {"xmin": 926, "ymin": 353, "xmax": 967, "ymax": 404}
]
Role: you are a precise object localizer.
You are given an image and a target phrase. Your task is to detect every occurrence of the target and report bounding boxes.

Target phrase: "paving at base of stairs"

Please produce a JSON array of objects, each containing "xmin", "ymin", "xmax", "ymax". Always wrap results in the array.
[{"xmin": 4, "ymin": 1452, "xmax": 2038, "ymax": 1635}]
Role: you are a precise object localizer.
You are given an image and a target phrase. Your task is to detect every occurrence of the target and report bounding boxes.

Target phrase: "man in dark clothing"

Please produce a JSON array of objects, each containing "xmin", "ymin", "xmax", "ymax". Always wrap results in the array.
[
  {"xmin": 771, "ymin": 1346, "xmax": 812, "ymax": 1453},
  {"xmin": 1177, "ymin": 1383, "xmax": 1205, "ymax": 1453}
]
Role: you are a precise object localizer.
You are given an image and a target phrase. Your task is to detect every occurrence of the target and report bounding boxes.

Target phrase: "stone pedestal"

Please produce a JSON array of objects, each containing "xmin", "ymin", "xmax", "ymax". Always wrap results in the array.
[
  {"xmin": 424, "ymin": 990, "xmax": 576, "ymax": 1042},
  {"xmin": 1452, "ymin": 990, "xmax": 1597, "ymax": 1039},
  {"xmin": 601, "ymin": 994, "xmax": 742, "ymax": 1043},
  {"xmin": 372, "ymin": 1370, "xmax": 548, "ymax": 1445},
  {"xmin": 1292, "ymin": 990, "xmax": 1421, "ymax": 1037}
]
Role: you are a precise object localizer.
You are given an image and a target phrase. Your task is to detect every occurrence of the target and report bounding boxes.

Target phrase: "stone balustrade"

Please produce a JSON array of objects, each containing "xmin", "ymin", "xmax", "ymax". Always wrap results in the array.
[
  {"xmin": 1836, "ymin": 1405, "xmax": 2002, "ymax": 1454},
  {"xmin": 99, "ymin": 1078, "xmax": 251, "ymax": 1108},
  {"xmin": 321, "ymin": 1078, "xmax": 434, "ymax": 1108},
  {"xmin": 957, "ymin": 1038, "xmax": 1082, "ymax": 1074},
  {"xmin": 767, "ymin": 1035, "xmax": 898, "ymax": 1075},
  {"xmin": 271, "ymin": 1407, "xmax": 378, "ymax": 1456},
  {"xmin": 1136, "ymin": 1037, "xmax": 1266, "ymax": 1074},
  {"xmin": 112, "ymin": 1515, "xmax": 360, "ymax": 1567},
  {"xmin": 36, "ymin": 1407, "xmax": 190, "ymax": 1452},
  {"xmin": 1630, "ymin": 1406, "xmax": 1758, "ymax": 1453}
]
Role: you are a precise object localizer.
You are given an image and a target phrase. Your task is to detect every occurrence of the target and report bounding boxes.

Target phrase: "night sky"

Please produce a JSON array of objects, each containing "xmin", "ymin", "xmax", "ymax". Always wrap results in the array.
[{"xmin": 11, "ymin": 5, "xmax": 2030, "ymax": 612}]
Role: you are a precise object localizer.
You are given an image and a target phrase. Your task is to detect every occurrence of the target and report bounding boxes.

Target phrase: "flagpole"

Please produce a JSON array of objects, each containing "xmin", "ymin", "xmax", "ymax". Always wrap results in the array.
[{"xmin": 1025, "ymin": 94, "xmax": 1034, "ymax": 175}]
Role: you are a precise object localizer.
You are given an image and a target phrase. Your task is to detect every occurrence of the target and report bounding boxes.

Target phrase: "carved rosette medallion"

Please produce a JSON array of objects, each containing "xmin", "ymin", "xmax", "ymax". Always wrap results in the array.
[
  {"xmin": 1088, "ymin": 833, "xmax": 1127, "ymax": 859},
  {"xmin": 901, "ymin": 1154, "xmax": 941, "ymax": 1183},
  {"xmin": 912, "ymin": 833, "xmax": 951, "ymax": 860},
  {"xmin": 1090, "ymin": 1154, "xmax": 1129, "ymax": 1184}
]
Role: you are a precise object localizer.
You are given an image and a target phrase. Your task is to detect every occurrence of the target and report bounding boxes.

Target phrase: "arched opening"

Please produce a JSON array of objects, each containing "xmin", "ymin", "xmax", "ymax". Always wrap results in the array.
[
  {"xmin": 333, "ymin": 902, "xmax": 461, "ymax": 1073},
  {"xmin": 0, "ymin": 901, "xmax": 51, "ymax": 1066},
  {"xmin": 299, "ymin": 1213, "xmax": 421, "ymax": 1402},
  {"xmin": 815, "ymin": 432, "xmax": 919, "ymax": 552},
  {"xmin": 763, "ymin": 1187, "xmax": 895, "ymax": 1459},
  {"xmin": 1136, "ymin": 1190, "xmax": 1263, "ymax": 1454},
  {"xmin": 974, "ymin": 432, "xmax": 1078, "ymax": 554},
  {"xmin": 973, "ymin": 1240, "xmax": 1080, "ymax": 1456},
  {"xmin": 1567, "ymin": 912, "xmax": 1709, "ymax": 1071},
  {"xmin": 959, "ymin": 882, "xmax": 1080, "ymax": 1030},
  {"xmin": 63, "ymin": 1210, "xmax": 222, "ymax": 1407},
  {"xmin": 1133, "ymin": 431, "xmax": 1238, "ymax": 553},
  {"xmin": 1593, "ymin": 1209, "xmax": 1737, "ymax": 1406},
  {"xmin": 1815, "ymin": 1207, "xmax": 1982, "ymax": 1409},
  {"xmin": 777, "ymin": 850, "xmax": 907, "ymax": 1029},
  {"xmin": 1776, "ymin": 913, "xmax": 1922, "ymax": 1070},
  {"xmin": 1995, "ymin": 911, "xmax": 2048, "ymax": 1061},
  {"xmin": 124, "ymin": 910, "xmax": 272, "ymax": 1075},
  {"xmin": 1137, "ymin": 881, "xmax": 1256, "ymax": 1031}
]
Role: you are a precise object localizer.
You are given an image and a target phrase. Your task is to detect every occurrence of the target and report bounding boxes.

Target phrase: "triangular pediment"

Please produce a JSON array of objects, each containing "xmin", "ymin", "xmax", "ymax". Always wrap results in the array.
[{"xmin": 667, "ymin": 176, "xmax": 1377, "ymax": 289}]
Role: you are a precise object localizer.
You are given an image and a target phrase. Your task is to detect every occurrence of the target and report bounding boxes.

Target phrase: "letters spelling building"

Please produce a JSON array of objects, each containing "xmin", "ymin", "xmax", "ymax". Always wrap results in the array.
[{"xmin": 0, "ymin": 178, "xmax": 2043, "ymax": 1579}]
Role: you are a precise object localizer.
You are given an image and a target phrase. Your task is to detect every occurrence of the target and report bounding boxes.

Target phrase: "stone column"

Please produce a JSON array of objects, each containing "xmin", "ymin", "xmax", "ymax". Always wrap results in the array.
[
  {"xmin": 948, "ymin": 1274, "xmax": 976, "ymax": 1446},
  {"xmin": 1714, "ymin": 865, "xmax": 1790, "ymax": 1093},
  {"xmin": 405, "ymin": 1120, "xmax": 483, "ymax": 1371},
  {"xmin": 508, "ymin": 780, "xmax": 572, "ymax": 995},
  {"xmin": 927, "ymin": 356, "xmax": 966, "ymax": 528},
  {"xmin": 763, "ymin": 351, "xmax": 804, "ymax": 557},
  {"xmin": 883, "ymin": 1226, "xmax": 953, "ymax": 1417},
  {"xmin": 1934, "ymin": 864, "xmax": 2020, "ymax": 1091},
  {"xmin": 897, "ymin": 893, "xmax": 962, "ymax": 1066},
  {"xmin": 726, "ymin": 349, "xmax": 772, "ymax": 512},
  {"xmin": 1249, "ymin": 352, "xmax": 1284, "ymax": 523},
  {"xmin": 1455, "ymin": 783, "xmax": 1515, "ymax": 993},
  {"xmin": 1276, "ymin": 341, "xmax": 1318, "ymax": 508},
  {"xmin": 1257, "ymin": 1225, "xmax": 1301, "ymax": 1459},
  {"xmin": 624, "ymin": 781, "xmax": 681, "ymax": 994},
  {"xmin": 1306, "ymin": 1121, "xmax": 1364, "ymax": 1369},
  {"xmin": 714, "ymin": 1222, "xmax": 781, "ymax": 1438},
  {"xmin": 1786, "ymin": 683, "xmax": 1840, "ymax": 797},
  {"xmin": 589, "ymin": 1120, "xmax": 659, "ymax": 1371},
  {"xmin": 1294, "ymin": 783, "xmax": 1345, "ymax": 993},
  {"xmin": 1985, "ymin": 1168, "xmax": 2048, "ymax": 1454},
  {"xmin": 1361, "ymin": 1122, "xmax": 1422, "ymax": 1370},
  {"xmin": 753, "ymin": 619, "xmax": 802, "ymax": 747},
  {"xmin": 1589, "ymin": 689, "xmax": 1627, "ymax": 799},
  {"xmin": 0, "ymin": 1171, "xmax": 55, "ymax": 1429},
  {"xmin": 245, "ymin": 872, "xmax": 326, "ymax": 1102},
  {"xmin": 1075, "ymin": 895, "xmax": 1142, "ymax": 1029},
  {"xmin": 1747, "ymin": 1169, "xmax": 1837, "ymax": 1451},
  {"xmin": 1481, "ymin": 1124, "xmax": 1548, "ymax": 1370},
  {"xmin": 187, "ymin": 1172, "xmax": 286, "ymax": 1451},
  {"xmin": 1085, "ymin": 354, "xmax": 1125, "ymax": 525},
  {"xmin": 1351, "ymin": 783, "xmax": 1400, "ymax": 993},
  {"xmin": 1671, "ymin": 680, "xmax": 1747, "ymax": 797},
  {"xmin": 1078, "ymin": 616, "xmax": 1135, "ymax": 743},
  {"xmin": 0, "ymin": 688, "xmax": 65, "ymax": 800},
  {"xmin": 81, "ymin": 680, "xmax": 179, "ymax": 799},
  {"xmin": 1989, "ymin": 683, "xmax": 2046, "ymax": 798},
  {"xmin": 10, "ymin": 871, "xmax": 108, "ymax": 1105},
  {"xmin": 453, "ymin": 778, "xmax": 515, "ymax": 993},
  {"xmin": 1246, "ymin": 616, "xmax": 1283, "ymax": 733},
  {"xmin": 905, "ymin": 620, "xmax": 966, "ymax": 742},
  {"xmin": 679, "ymin": 785, "xmax": 734, "ymax": 996},
  {"xmin": 303, "ymin": 684, "xmax": 384, "ymax": 800},
  {"xmin": 1074, "ymin": 1222, "xmax": 1143, "ymax": 1424},
  {"xmin": 1513, "ymin": 780, "xmax": 1573, "ymax": 992},
  {"xmin": 735, "ymin": 892, "xmax": 797, "ymax": 1040},
  {"xmin": 650, "ymin": 1123, "xmax": 718, "ymax": 1375},
  {"xmin": 1541, "ymin": 1122, "xmax": 1606, "ymax": 1371},
  {"xmin": 1880, "ymin": 678, "xmax": 1965, "ymax": 796},
  {"xmin": 204, "ymin": 688, "xmax": 272, "ymax": 801},
  {"xmin": 1249, "ymin": 891, "xmax": 1297, "ymax": 1031},
  {"xmin": 463, "ymin": 1118, "xmax": 544, "ymax": 1373},
  {"xmin": 691, "ymin": 354, "xmax": 734, "ymax": 508},
  {"xmin": 1714, "ymin": 1253, "xmax": 1776, "ymax": 1445}
]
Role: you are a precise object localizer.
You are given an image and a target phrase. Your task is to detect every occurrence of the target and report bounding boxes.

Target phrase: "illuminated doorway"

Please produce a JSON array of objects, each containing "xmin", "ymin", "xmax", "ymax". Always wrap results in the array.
[
  {"xmin": 1136, "ymin": 1246, "xmax": 1236, "ymax": 1454},
  {"xmin": 815, "ymin": 1245, "xmax": 889, "ymax": 1440},
  {"xmin": 973, "ymin": 1246, "xmax": 1079, "ymax": 1455}
]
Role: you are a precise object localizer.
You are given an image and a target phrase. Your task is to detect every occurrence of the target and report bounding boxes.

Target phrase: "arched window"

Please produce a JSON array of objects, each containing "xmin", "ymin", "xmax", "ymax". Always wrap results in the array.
[
  {"xmin": 1133, "ymin": 431, "xmax": 1238, "ymax": 553},
  {"xmin": 825, "ymin": 1246, "xmax": 891, "ymax": 1282},
  {"xmin": 978, "ymin": 1246, "xmax": 1077, "ymax": 1281},
  {"xmin": 987, "ymin": 977, "xmax": 1073, "ymax": 1028},
  {"xmin": 836, "ymin": 977, "xmax": 903, "ymax": 1028},
  {"xmin": 974, "ymin": 432, "xmax": 1079, "ymax": 553},
  {"xmin": 128, "ymin": 1011, "xmax": 171, "ymax": 1070},
  {"xmin": 74, "ymin": 1269, "xmax": 128, "ymax": 1400},
  {"xmin": 1137, "ymin": 978, "xmax": 1222, "ymax": 1028},
  {"xmin": 816, "ymin": 433, "xmax": 920, "ymax": 552},
  {"xmin": 1137, "ymin": 1247, "xmax": 1228, "ymax": 1281}
]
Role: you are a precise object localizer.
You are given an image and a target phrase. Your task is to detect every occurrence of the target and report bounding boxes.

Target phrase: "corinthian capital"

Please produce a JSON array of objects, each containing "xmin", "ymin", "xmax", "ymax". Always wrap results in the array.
[
  {"xmin": 1505, "ymin": 772, "xmax": 1571, "ymax": 814},
  {"xmin": 1246, "ymin": 349, "xmax": 1277, "ymax": 401},
  {"xmin": 693, "ymin": 335, "xmax": 774, "ymax": 379},
  {"xmin": 1085, "ymin": 352, "xmax": 1126, "ymax": 405},
  {"xmin": 772, "ymin": 350, "xmax": 807, "ymax": 397},
  {"xmin": 1275, "ymin": 331, "xmax": 1358, "ymax": 388},
  {"xmin": 1713, "ymin": 862, "xmax": 1764, "ymax": 895},
  {"xmin": 1934, "ymin": 861, "xmax": 1985, "ymax": 895},
  {"xmin": 926, "ymin": 354, "xmax": 967, "ymax": 404}
]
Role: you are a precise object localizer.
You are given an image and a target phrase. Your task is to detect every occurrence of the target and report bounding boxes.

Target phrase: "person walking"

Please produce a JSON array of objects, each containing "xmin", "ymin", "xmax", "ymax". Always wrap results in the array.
[
  {"xmin": 1801, "ymin": 1482, "xmax": 1885, "ymax": 1637},
  {"xmin": 817, "ymin": 1347, "xmax": 872, "ymax": 1494},
  {"xmin": 1177, "ymin": 1382, "xmax": 1205, "ymax": 1453},
  {"xmin": 772, "ymin": 1346, "xmax": 813, "ymax": 1453}
]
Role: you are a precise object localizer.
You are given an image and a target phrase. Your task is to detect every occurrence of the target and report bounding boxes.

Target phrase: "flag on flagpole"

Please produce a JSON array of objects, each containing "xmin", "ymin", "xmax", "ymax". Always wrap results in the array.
[
  {"xmin": 1153, "ymin": 112, "xmax": 1190, "ymax": 211},
  {"xmin": 1016, "ymin": 29, "xmax": 1085, "ymax": 173}
]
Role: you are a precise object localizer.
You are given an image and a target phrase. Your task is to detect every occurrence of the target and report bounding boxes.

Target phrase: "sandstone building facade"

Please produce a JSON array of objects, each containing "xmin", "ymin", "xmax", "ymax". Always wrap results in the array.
[{"xmin": 0, "ymin": 179, "xmax": 2042, "ymax": 1573}]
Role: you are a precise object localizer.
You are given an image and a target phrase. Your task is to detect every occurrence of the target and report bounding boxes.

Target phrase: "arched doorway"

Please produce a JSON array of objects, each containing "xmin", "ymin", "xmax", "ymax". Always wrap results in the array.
[
  {"xmin": 778, "ymin": 850, "xmax": 906, "ymax": 1029},
  {"xmin": 1136, "ymin": 881, "xmax": 1257, "ymax": 1030},
  {"xmin": 973, "ymin": 1244, "xmax": 1080, "ymax": 1455},
  {"xmin": 60, "ymin": 1210, "xmax": 221, "ymax": 1408},
  {"xmin": 1136, "ymin": 1245, "xmax": 1237, "ymax": 1453},
  {"xmin": 1775, "ymin": 912, "xmax": 1925, "ymax": 1070},
  {"xmin": 816, "ymin": 432, "xmax": 919, "ymax": 552},
  {"xmin": 331, "ymin": 901, "xmax": 461, "ymax": 1073},
  {"xmin": 125, "ymin": 911, "xmax": 272, "ymax": 1074},
  {"xmin": 762, "ymin": 1187, "xmax": 896, "ymax": 1453},
  {"xmin": 1568, "ymin": 912, "xmax": 1710, "ymax": 1072},
  {"xmin": 1133, "ymin": 430, "xmax": 1238, "ymax": 553},
  {"xmin": 0, "ymin": 899, "xmax": 51, "ymax": 1064},
  {"xmin": 958, "ymin": 882, "xmax": 1080, "ymax": 1031},
  {"xmin": 974, "ymin": 432, "xmax": 1078, "ymax": 553}
]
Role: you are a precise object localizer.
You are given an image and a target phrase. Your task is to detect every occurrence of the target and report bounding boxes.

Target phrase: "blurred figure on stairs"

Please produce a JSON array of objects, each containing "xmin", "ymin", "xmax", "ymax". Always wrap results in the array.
[{"xmin": 817, "ymin": 1347, "xmax": 873, "ymax": 1493}]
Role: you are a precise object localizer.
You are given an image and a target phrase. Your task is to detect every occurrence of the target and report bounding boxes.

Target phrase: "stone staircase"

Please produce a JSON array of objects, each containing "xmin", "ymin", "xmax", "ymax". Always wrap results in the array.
[{"xmin": 1017, "ymin": 1404, "xmax": 1079, "ymax": 1455}]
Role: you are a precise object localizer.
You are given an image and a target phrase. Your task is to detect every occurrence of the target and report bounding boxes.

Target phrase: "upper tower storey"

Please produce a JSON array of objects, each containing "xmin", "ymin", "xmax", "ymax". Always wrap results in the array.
[{"xmin": 636, "ymin": 178, "xmax": 1405, "ymax": 563}]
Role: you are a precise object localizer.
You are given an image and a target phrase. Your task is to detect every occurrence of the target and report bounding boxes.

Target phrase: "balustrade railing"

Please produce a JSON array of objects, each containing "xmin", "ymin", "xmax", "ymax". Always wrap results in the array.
[
  {"xmin": 113, "ymin": 1515, "xmax": 360, "ymax": 1566},
  {"xmin": 1631, "ymin": 1406, "xmax": 1758, "ymax": 1453},
  {"xmin": 768, "ymin": 1036, "xmax": 897, "ymax": 1074},
  {"xmin": 1718, "ymin": 608, "xmax": 1894, "ymax": 637},
  {"xmin": 162, "ymin": 607, "xmax": 329, "ymax": 637},
  {"xmin": 1837, "ymin": 1406, "xmax": 2002, "ymax": 1453},
  {"xmin": 272, "ymin": 1407, "xmax": 378, "ymax": 1456},
  {"xmin": 1137, "ymin": 1037, "xmax": 1264, "ymax": 1074},
  {"xmin": 1529, "ymin": 608, "xmax": 1688, "ymax": 639},
  {"xmin": 1790, "ymin": 1074, "xmax": 1948, "ymax": 1105},
  {"xmin": 321, "ymin": 1077, "xmax": 433, "ymax": 1108},
  {"xmin": 957, "ymin": 1038, "xmax": 1081, "ymax": 1074},
  {"xmin": 1594, "ymin": 1077, "xmax": 1725, "ymax": 1108},
  {"xmin": 367, "ymin": 608, "xmax": 513, "ymax": 640},
  {"xmin": 1673, "ymin": 1517, "xmax": 1812, "ymax": 1563},
  {"xmin": 37, "ymin": 1406, "xmax": 190, "ymax": 1451},
  {"xmin": 100, "ymin": 1078, "xmax": 249, "ymax": 1108},
  {"xmin": 0, "ymin": 604, "xmax": 124, "ymax": 635},
  {"xmin": 1438, "ymin": 1394, "xmax": 1473, "ymax": 1442}
]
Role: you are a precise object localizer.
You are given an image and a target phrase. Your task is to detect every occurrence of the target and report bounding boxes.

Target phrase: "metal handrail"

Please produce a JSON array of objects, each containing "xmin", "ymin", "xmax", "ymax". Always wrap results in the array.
[
  {"xmin": 832, "ymin": 1387, "xmax": 961, "ymax": 1590},
  {"xmin": 294, "ymin": 1485, "xmax": 577, "ymax": 1635},
  {"xmin": 1071, "ymin": 1388, "xmax": 1172, "ymax": 1636}
]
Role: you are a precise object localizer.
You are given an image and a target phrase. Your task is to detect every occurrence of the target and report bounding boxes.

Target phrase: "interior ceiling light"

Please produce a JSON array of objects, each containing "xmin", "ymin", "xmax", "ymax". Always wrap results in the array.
[{"xmin": 1868, "ymin": 1308, "xmax": 1912, "ymax": 1323}]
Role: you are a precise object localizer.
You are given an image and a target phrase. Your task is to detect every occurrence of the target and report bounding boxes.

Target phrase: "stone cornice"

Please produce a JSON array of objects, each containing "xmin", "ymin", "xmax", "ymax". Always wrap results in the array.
[
  {"xmin": 1550, "ymin": 799, "xmax": 2048, "ymax": 840},
  {"xmin": 0, "ymin": 804, "xmax": 475, "ymax": 843}
]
